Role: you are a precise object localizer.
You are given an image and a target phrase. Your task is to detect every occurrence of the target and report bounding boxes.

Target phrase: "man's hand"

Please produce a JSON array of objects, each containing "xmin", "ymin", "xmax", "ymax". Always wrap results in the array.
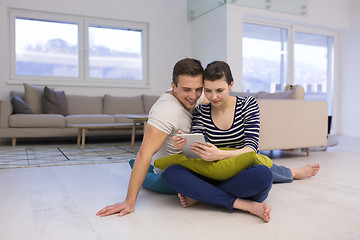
[
  {"xmin": 172, "ymin": 130, "xmax": 186, "ymax": 150},
  {"xmin": 96, "ymin": 200, "xmax": 135, "ymax": 217}
]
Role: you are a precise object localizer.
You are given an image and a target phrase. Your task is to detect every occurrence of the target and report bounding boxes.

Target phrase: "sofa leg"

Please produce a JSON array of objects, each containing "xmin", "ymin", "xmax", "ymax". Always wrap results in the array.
[
  {"xmin": 12, "ymin": 138, "xmax": 16, "ymax": 147},
  {"xmin": 306, "ymin": 148, "xmax": 310, "ymax": 156}
]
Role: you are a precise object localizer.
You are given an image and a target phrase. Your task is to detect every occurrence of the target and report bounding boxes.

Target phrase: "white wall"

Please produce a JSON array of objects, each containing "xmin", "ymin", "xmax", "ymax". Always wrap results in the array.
[
  {"xmin": 1, "ymin": 0, "xmax": 358, "ymax": 138},
  {"xmin": 190, "ymin": 4, "xmax": 244, "ymax": 92},
  {"xmin": 0, "ymin": 0, "xmax": 191, "ymax": 98},
  {"xmin": 191, "ymin": 0, "xmax": 359, "ymax": 137},
  {"xmin": 338, "ymin": 0, "xmax": 360, "ymax": 138}
]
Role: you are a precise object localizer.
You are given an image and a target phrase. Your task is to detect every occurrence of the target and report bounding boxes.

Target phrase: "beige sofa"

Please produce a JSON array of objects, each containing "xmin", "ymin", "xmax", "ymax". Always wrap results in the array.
[
  {"xmin": 230, "ymin": 85, "xmax": 328, "ymax": 155},
  {"xmin": 0, "ymin": 86, "xmax": 159, "ymax": 146},
  {"xmin": 0, "ymin": 85, "xmax": 328, "ymax": 154},
  {"xmin": 257, "ymin": 99, "xmax": 328, "ymax": 155}
]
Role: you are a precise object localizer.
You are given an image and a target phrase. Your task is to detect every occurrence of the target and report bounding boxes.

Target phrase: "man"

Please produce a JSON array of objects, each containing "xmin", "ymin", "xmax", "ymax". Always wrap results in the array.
[
  {"xmin": 96, "ymin": 58, "xmax": 204, "ymax": 217},
  {"xmin": 96, "ymin": 58, "xmax": 320, "ymax": 217}
]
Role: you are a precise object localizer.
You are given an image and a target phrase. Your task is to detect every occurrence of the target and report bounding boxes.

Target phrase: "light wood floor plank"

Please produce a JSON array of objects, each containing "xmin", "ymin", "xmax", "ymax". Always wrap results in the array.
[{"xmin": 1, "ymin": 136, "xmax": 360, "ymax": 240}]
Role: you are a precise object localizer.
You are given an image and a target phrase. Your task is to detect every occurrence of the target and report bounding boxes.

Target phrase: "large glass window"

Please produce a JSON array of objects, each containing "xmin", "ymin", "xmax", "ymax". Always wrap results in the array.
[
  {"xmin": 88, "ymin": 26, "xmax": 142, "ymax": 80},
  {"xmin": 15, "ymin": 18, "xmax": 79, "ymax": 77},
  {"xmin": 294, "ymin": 32, "xmax": 333, "ymax": 104},
  {"xmin": 242, "ymin": 21, "xmax": 335, "ymax": 114},
  {"xmin": 10, "ymin": 9, "xmax": 148, "ymax": 87},
  {"xmin": 242, "ymin": 23, "xmax": 288, "ymax": 93}
]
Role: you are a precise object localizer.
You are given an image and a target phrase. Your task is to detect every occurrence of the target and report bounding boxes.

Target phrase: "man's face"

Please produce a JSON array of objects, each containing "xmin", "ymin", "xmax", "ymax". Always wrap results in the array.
[{"xmin": 171, "ymin": 74, "xmax": 204, "ymax": 111}]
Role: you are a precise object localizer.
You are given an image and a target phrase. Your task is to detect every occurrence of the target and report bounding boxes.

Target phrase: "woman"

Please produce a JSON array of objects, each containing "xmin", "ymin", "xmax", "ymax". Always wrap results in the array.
[{"xmin": 164, "ymin": 61, "xmax": 273, "ymax": 222}]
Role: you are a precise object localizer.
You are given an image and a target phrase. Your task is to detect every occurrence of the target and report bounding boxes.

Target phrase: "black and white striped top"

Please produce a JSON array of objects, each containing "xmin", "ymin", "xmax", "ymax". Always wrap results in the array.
[{"xmin": 191, "ymin": 96, "xmax": 260, "ymax": 152}]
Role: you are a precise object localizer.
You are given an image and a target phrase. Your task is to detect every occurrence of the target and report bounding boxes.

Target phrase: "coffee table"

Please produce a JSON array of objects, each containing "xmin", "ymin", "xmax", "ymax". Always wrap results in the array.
[
  {"xmin": 68, "ymin": 123, "xmax": 139, "ymax": 151},
  {"xmin": 124, "ymin": 114, "xmax": 148, "ymax": 149}
]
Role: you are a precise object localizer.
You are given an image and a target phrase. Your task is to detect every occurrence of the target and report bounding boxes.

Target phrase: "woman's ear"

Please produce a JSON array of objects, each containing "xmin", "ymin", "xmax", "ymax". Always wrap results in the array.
[{"xmin": 229, "ymin": 81, "xmax": 234, "ymax": 90}]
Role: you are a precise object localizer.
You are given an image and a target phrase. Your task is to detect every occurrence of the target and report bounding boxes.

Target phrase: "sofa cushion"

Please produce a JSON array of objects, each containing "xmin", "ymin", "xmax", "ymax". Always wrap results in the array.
[
  {"xmin": 11, "ymin": 94, "xmax": 34, "ymax": 114},
  {"xmin": 258, "ymin": 86, "xmax": 305, "ymax": 99},
  {"xmin": 9, "ymin": 114, "xmax": 66, "ymax": 128},
  {"xmin": 103, "ymin": 95, "xmax": 144, "ymax": 114},
  {"xmin": 66, "ymin": 95, "xmax": 103, "ymax": 115},
  {"xmin": 230, "ymin": 91, "xmax": 259, "ymax": 98},
  {"xmin": 66, "ymin": 114, "xmax": 116, "ymax": 126},
  {"xmin": 142, "ymin": 95, "xmax": 159, "ymax": 113},
  {"xmin": 42, "ymin": 87, "xmax": 68, "ymax": 115},
  {"xmin": 154, "ymin": 150, "xmax": 273, "ymax": 181},
  {"xmin": 24, "ymin": 83, "xmax": 44, "ymax": 114}
]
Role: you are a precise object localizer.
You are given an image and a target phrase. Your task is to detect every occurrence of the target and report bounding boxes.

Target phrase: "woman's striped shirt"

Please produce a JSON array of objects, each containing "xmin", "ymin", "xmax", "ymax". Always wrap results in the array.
[{"xmin": 191, "ymin": 96, "xmax": 260, "ymax": 152}]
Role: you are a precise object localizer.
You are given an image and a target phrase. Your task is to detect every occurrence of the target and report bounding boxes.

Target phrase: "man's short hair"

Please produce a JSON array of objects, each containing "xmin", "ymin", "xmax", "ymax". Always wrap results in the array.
[
  {"xmin": 172, "ymin": 58, "xmax": 203, "ymax": 86},
  {"xmin": 204, "ymin": 61, "xmax": 233, "ymax": 85}
]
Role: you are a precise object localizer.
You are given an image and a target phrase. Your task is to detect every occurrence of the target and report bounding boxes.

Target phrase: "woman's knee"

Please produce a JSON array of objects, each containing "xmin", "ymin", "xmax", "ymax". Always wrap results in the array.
[
  {"xmin": 163, "ymin": 164, "xmax": 184, "ymax": 181},
  {"xmin": 253, "ymin": 165, "xmax": 274, "ymax": 186}
]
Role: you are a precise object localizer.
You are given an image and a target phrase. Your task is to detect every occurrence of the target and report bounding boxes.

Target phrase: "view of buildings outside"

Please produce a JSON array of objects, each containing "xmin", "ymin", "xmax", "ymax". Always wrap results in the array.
[
  {"xmin": 242, "ymin": 23, "xmax": 332, "ymax": 103},
  {"xmin": 15, "ymin": 18, "xmax": 143, "ymax": 80}
]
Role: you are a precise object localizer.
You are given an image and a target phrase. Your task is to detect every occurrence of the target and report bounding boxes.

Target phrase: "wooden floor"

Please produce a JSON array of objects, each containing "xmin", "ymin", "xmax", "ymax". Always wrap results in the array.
[{"xmin": 1, "ymin": 137, "xmax": 360, "ymax": 240}]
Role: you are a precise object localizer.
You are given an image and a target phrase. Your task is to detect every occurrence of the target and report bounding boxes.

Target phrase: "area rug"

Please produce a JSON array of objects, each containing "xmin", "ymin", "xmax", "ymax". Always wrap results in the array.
[{"xmin": 0, "ymin": 143, "xmax": 138, "ymax": 169}]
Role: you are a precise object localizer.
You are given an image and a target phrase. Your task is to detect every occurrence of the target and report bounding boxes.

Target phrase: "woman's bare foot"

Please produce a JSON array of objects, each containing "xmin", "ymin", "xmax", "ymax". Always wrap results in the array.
[
  {"xmin": 233, "ymin": 198, "xmax": 271, "ymax": 222},
  {"xmin": 250, "ymin": 203, "xmax": 271, "ymax": 223},
  {"xmin": 178, "ymin": 193, "xmax": 199, "ymax": 208},
  {"xmin": 291, "ymin": 164, "xmax": 320, "ymax": 180}
]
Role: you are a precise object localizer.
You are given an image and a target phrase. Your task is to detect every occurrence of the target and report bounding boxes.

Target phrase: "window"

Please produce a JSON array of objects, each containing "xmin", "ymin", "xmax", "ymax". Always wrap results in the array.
[
  {"xmin": 242, "ymin": 21, "xmax": 335, "ymax": 114},
  {"xmin": 88, "ymin": 25, "xmax": 143, "ymax": 80},
  {"xmin": 294, "ymin": 32, "xmax": 333, "ymax": 104},
  {"xmin": 15, "ymin": 18, "xmax": 79, "ymax": 78},
  {"xmin": 242, "ymin": 23, "xmax": 288, "ymax": 93},
  {"xmin": 10, "ymin": 9, "xmax": 148, "ymax": 87}
]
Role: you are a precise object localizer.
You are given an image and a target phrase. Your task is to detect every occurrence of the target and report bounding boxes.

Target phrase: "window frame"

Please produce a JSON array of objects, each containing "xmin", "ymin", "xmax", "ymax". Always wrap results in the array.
[
  {"xmin": 242, "ymin": 19, "xmax": 337, "ymax": 114},
  {"xmin": 9, "ymin": 9, "xmax": 149, "ymax": 88},
  {"xmin": 242, "ymin": 20, "xmax": 291, "ymax": 92}
]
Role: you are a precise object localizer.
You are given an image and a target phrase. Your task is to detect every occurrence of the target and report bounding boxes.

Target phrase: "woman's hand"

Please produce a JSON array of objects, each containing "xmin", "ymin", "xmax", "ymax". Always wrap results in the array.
[
  {"xmin": 172, "ymin": 130, "xmax": 187, "ymax": 150},
  {"xmin": 191, "ymin": 142, "xmax": 225, "ymax": 161}
]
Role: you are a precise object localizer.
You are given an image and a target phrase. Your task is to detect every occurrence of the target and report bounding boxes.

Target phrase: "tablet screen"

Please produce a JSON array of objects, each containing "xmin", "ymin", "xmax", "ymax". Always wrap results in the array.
[{"xmin": 177, "ymin": 133, "xmax": 206, "ymax": 159}]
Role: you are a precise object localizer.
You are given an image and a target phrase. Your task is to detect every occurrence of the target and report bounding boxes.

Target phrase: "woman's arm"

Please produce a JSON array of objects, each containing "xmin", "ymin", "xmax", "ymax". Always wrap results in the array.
[
  {"xmin": 242, "ymin": 96, "xmax": 260, "ymax": 152},
  {"xmin": 191, "ymin": 142, "xmax": 254, "ymax": 161}
]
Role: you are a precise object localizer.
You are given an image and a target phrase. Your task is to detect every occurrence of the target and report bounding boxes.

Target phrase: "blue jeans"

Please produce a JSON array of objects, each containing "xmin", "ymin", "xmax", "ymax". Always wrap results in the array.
[
  {"xmin": 271, "ymin": 164, "xmax": 293, "ymax": 183},
  {"xmin": 129, "ymin": 159, "xmax": 177, "ymax": 194},
  {"xmin": 129, "ymin": 160, "xmax": 293, "ymax": 195},
  {"xmin": 163, "ymin": 164, "xmax": 273, "ymax": 211}
]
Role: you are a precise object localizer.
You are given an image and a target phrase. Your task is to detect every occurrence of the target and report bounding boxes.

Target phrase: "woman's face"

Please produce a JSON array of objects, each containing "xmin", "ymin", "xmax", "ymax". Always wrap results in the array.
[{"xmin": 204, "ymin": 77, "xmax": 233, "ymax": 107}]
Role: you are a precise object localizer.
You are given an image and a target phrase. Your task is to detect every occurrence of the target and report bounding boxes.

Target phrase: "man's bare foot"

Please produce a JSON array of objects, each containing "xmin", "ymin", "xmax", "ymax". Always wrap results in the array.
[
  {"xmin": 233, "ymin": 199, "xmax": 271, "ymax": 222},
  {"xmin": 178, "ymin": 193, "xmax": 199, "ymax": 208},
  {"xmin": 291, "ymin": 164, "xmax": 320, "ymax": 180}
]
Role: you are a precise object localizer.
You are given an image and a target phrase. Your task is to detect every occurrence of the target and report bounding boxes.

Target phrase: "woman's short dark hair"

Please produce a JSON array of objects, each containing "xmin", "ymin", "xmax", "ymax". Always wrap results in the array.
[
  {"xmin": 204, "ymin": 61, "xmax": 233, "ymax": 85},
  {"xmin": 172, "ymin": 58, "xmax": 203, "ymax": 86}
]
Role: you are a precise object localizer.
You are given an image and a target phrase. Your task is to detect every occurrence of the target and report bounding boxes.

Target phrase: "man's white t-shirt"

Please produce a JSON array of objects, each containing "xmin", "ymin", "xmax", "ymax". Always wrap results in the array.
[{"xmin": 147, "ymin": 92, "xmax": 193, "ymax": 173}]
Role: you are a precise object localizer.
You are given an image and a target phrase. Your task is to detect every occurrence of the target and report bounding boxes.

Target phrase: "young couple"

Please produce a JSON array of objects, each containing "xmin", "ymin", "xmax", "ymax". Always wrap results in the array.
[{"xmin": 96, "ymin": 58, "xmax": 320, "ymax": 222}]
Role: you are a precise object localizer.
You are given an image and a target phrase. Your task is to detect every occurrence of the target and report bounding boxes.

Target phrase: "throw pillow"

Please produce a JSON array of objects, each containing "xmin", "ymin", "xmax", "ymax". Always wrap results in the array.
[
  {"xmin": 42, "ymin": 86, "xmax": 68, "ymax": 115},
  {"xmin": 142, "ymin": 95, "xmax": 159, "ymax": 113},
  {"xmin": 154, "ymin": 150, "xmax": 273, "ymax": 181},
  {"xmin": 11, "ymin": 94, "xmax": 34, "ymax": 114},
  {"xmin": 24, "ymin": 83, "xmax": 44, "ymax": 114}
]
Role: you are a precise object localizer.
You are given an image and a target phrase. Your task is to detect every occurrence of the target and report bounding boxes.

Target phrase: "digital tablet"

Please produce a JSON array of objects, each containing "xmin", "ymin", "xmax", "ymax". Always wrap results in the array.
[{"xmin": 177, "ymin": 133, "xmax": 206, "ymax": 159}]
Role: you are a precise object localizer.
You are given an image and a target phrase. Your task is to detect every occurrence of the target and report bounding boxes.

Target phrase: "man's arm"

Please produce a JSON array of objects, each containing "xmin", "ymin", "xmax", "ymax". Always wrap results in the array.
[{"xmin": 96, "ymin": 124, "xmax": 169, "ymax": 217}]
